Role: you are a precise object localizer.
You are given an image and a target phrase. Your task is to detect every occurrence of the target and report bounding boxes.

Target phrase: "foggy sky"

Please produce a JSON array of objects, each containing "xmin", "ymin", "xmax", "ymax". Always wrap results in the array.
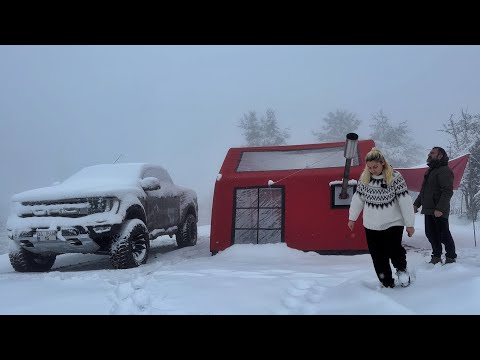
[{"xmin": 1, "ymin": 45, "xmax": 480, "ymax": 223}]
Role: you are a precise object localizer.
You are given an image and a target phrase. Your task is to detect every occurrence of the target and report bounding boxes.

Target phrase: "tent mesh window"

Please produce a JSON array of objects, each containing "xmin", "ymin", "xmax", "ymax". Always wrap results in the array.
[
  {"xmin": 236, "ymin": 147, "xmax": 360, "ymax": 172},
  {"xmin": 233, "ymin": 187, "xmax": 284, "ymax": 244}
]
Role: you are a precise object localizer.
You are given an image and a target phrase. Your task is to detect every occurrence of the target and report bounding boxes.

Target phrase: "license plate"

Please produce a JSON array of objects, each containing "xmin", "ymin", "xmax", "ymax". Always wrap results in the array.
[{"xmin": 36, "ymin": 230, "xmax": 57, "ymax": 241}]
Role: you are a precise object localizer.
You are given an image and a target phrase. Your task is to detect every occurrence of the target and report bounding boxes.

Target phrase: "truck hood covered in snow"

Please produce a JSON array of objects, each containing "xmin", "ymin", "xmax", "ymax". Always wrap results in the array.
[{"xmin": 11, "ymin": 181, "xmax": 144, "ymax": 202}]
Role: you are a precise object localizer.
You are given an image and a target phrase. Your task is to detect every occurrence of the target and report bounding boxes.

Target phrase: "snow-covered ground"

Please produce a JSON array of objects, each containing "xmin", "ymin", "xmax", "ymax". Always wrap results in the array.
[{"xmin": 0, "ymin": 214, "xmax": 479, "ymax": 315}]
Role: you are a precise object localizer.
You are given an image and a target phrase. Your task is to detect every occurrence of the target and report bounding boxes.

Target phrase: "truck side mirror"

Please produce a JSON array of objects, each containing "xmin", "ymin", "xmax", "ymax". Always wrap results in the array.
[{"xmin": 140, "ymin": 177, "xmax": 161, "ymax": 191}]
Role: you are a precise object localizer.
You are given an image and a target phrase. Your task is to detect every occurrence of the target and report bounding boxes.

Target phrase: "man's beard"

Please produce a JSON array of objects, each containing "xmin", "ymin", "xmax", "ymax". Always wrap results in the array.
[{"xmin": 428, "ymin": 158, "xmax": 441, "ymax": 167}]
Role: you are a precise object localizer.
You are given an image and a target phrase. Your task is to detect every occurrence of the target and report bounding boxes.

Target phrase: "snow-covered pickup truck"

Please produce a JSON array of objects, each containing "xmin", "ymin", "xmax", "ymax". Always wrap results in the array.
[{"xmin": 6, "ymin": 163, "xmax": 198, "ymax": 271}]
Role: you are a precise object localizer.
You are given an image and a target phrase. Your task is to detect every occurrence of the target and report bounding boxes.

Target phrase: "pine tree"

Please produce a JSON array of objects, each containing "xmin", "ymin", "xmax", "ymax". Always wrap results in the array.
[
  {"xmin": 260, "ymin": 108, "xmax": 290, "ymax": 146},
  {"xmin": 312, "ymin": 109, "xmax": 361, "ymax": 142},
  {"xmin": 238, "ymin": 109, "xmax": 290, "ymax": 146},
  {"xmin": 440, "ymin": 109, "xmax": 480, "ymax": 219},
  {"xmin": 369, "ymin": 110, "xmax": 422, "ymax": 168},
  {"xmin": 467, "ymin": 139, "xmax": 480, "ymax": 221},
  {"xmin": 238, "ymin": 111, "xmax": 263, "ymax": 146}
]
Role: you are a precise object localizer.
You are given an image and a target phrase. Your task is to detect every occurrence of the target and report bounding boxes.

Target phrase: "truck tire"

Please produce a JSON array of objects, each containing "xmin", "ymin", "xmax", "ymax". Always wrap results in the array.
[
  {"xmin": 9, "ymin": 248, "xmax": 57, "ymax": 272},
  {"xmin": 176, "ymin": 214, "xmax": 197, "ymax": 248},
  {"xmin": 110, "ymin": 219, "xmax": 150, "ymax": 269}
]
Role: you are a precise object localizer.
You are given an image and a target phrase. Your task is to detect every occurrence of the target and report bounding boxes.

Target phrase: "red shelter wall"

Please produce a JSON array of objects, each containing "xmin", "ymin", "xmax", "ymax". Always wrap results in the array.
[{"xmin": 210, "ymin": 140, "xmax": 376, "ymax": 253}]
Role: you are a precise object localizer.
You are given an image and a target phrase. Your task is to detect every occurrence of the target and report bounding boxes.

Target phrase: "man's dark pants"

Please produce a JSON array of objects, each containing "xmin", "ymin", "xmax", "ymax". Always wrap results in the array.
[{"xmin": 424, "ymin": 215, "xmax": 457, "ymax": 259}]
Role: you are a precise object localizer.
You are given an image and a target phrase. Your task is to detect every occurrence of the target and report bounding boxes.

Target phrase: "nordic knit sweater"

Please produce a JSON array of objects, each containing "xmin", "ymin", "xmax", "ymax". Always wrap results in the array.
[{"xmin": 349, "ymin": 170, "xmax": 415, "ymax": 231}]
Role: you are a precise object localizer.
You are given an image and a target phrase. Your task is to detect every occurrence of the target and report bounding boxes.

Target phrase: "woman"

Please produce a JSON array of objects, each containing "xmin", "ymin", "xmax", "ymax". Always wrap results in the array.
[{"xmin": 348, "ymin": 148, "xmax": 415, "ymax": 288}]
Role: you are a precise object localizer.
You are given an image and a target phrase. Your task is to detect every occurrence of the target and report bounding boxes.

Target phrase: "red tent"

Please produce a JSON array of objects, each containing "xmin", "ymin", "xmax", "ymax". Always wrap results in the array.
[
  {"xmin": 210, "ymin": 140, "xmax": 469, "ymax": 255},
  {"xmin": 396, "ymin": 154, "xmax": 470, "ymax": 192}
]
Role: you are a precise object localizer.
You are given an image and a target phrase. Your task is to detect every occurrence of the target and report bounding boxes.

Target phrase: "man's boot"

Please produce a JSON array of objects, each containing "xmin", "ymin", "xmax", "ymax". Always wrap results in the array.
[
  {"xmin": 444, "ymin": 257, "xmax": 456, "ymax": 264},
  {"xmin": 429, "ymin": 256, "xmax": 442, "ymax": 264}
]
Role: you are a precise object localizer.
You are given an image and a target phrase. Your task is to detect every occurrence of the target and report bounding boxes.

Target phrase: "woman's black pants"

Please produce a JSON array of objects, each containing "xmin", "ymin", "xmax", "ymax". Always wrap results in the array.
[{"xmin": 364, "ymin": 226, "xmax": 407, "ymax": 286}]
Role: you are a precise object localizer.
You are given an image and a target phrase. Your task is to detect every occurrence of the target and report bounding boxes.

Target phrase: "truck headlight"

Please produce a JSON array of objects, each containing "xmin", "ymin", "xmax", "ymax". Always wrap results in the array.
[{"xmin": 88, "ymin": 197, "xmax": 119, "ymax": 214}]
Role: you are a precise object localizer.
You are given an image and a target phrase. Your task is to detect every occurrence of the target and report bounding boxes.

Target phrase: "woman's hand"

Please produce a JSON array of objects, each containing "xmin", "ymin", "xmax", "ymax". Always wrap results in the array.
[
  {"xmin": 406, "ymin": 227, "xmax": 415, "ymax": 237},
  {"xmin": 348, "ymin": 220, "xmax": 355, "ymax": 231}
]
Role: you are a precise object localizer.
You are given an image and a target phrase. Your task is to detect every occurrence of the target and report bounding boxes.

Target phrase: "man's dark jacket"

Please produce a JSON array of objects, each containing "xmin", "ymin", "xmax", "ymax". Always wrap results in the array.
[{"xmin": 413, "ymin": 156, "xmax": 454, "ymax": 218}]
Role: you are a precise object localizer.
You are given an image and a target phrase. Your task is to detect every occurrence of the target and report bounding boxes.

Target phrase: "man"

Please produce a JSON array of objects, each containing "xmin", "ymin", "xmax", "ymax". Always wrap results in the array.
[{"xmin": 413, "ymin": 147, "xmax": 457, "ymax": 264}]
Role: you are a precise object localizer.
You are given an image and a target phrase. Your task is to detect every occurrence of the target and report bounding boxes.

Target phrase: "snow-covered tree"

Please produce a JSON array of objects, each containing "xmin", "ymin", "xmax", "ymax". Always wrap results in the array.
[
  {"xmin": 369, "ymin": 110, "xmax": 422, "ymax": 168},
  {"xmin": 467, "ymin": 139, "xmax": 480, "ymax": 221},
  {"xmin": 238, "ymin": 111, "xmax": 262, "ymax": 146},
  {"xmin": 312, "ymin": 109, "xmax": 361, "ymax": 142},
  {"xmin": 440, "ymin": 109, "xmax": 480, "ymax": 220},
  {"xmin": 238, "ymin": 109, "xmax": 290, "ymax": 146}
]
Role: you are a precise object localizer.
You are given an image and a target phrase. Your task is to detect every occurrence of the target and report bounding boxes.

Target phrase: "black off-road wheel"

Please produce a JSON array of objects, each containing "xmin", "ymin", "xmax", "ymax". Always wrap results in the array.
[
  {"xmin": 176, "ymin": 214, "xmax": 197, "ymax": 248},
  {"xmin": 9, "ymin": 248, "xmax": 57, "ymax": 272},
  {"xmin": 110, "ymin": 219, "xmax": 150, "ymax": 269}
]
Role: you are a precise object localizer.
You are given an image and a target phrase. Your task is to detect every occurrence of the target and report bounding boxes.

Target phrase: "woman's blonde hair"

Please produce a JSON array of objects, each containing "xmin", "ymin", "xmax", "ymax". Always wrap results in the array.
[{"xmin": 359, "ymin": 147, "xmax": 394, "ymax": 185}]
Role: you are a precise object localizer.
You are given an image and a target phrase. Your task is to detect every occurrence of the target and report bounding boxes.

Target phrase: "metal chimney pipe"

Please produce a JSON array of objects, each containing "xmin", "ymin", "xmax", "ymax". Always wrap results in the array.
[
  {"xmin": 344, "ymin": 133, "xmax": 358, "ymax": 159},
  {"xmin": 339, "ymin": 133, "xmax": 359, "ymax": 199}
]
